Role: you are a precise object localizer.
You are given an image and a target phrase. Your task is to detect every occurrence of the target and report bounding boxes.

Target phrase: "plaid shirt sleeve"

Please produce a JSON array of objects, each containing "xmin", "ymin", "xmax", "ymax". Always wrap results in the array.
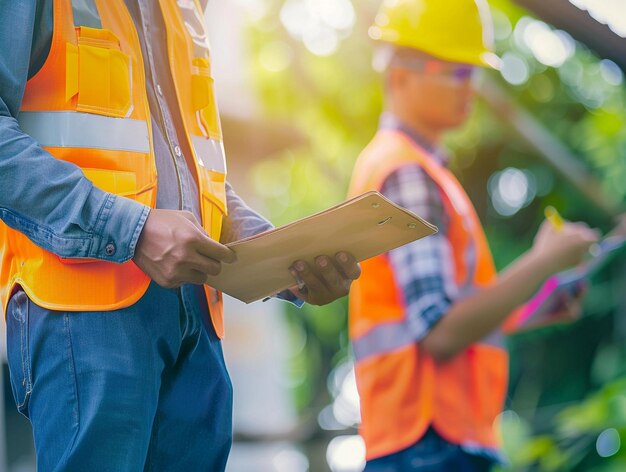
[{"xmin": 380, "ymin": 165, "xmax": 459, "ymax": 342}]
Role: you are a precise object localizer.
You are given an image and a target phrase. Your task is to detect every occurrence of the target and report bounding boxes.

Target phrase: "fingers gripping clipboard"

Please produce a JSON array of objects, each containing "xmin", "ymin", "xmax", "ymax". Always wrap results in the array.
[{"xmin": 205, "ymin": 191, "xmax": 438, "ymax": 303}]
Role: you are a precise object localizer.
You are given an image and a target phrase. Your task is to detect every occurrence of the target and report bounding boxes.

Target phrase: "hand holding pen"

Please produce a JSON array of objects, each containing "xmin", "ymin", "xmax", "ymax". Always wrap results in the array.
[
  {"xmin": 544, "ymin": 206, "xmax": 565, "ymax": 232},
  {"xmin": 533, "ymin": 206, "xmax": 600, "ymax": 275}
]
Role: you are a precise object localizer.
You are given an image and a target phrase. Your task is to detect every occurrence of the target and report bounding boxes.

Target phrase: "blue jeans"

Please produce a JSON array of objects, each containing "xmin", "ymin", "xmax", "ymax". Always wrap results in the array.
[
  {"xmin": 6, "ymin": 282, "xmax": 233, "ymax": 471},
  {"xmin": 364, "ymin": 428, "xmax": 496, "ymax": 472}
]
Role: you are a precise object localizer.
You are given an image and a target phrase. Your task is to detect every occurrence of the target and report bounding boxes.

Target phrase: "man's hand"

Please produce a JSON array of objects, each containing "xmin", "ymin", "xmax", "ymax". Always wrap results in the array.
[
  {"xmin": 133, "ymin": 209, "xmax": 236, "ymax": 288},
  {"xmin": 523, "ymin": 283, "xmax": 587, "ymax": 330},
  {"xmin": 288, "ymin": 252, "xmax": 361, "ymax": 306},
  {"xmin": 532, "ymin": 220, "xmax": 600, "ymax": 275},
  {"xmin": 545, "ymin": 289, "xmax": 585, "ymax": 325}
]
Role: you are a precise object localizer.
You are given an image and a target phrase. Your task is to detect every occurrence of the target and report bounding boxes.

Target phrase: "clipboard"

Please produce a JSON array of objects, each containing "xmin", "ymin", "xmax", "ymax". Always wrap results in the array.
[
  {"xmin": 206, "ymin": 191, "xmax": 438, "ymax": 303},
  {"xmin": 519, "ymin": 235, "xmax": 626, "ymax": 324}
]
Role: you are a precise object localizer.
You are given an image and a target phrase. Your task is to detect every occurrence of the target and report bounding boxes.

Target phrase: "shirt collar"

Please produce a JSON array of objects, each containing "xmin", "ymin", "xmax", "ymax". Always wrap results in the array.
[{"xmin": 379, "ymin": 112, "xmax": 449, "ymax": 166}]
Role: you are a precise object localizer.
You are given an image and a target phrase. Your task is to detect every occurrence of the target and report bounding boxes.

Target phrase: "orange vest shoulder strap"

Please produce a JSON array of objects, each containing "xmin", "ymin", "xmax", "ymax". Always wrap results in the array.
[{"xmin": 349, "ymin": 129, "xmax": 424, "ymax": 196}]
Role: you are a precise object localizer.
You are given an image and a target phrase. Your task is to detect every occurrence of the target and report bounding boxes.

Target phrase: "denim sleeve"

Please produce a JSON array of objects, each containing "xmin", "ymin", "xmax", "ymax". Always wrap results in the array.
[
  {"xmin": 220, "ymin": 182, "xmax": 274, "ymax": 244},
  {"xmin": 222, "ymin": 182, "xmax": 303, "ymax": 306},
  {"xmin": 381, "ymin": 165, "xmax": 458, "ymax": 342},
  {"xmin": 0, "ymin": 2, "xmax": 149, "ymax": 263}
]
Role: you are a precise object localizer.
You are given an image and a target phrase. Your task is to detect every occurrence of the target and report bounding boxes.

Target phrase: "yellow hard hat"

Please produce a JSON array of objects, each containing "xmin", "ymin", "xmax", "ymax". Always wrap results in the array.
[{"xmin": 369, "ymin": 0, "xmax": 501, "ymax": 69}]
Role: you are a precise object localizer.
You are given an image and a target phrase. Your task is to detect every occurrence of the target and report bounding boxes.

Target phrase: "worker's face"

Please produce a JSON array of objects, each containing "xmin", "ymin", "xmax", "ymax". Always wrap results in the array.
[{"xmin": 391, "ymin": 57, "xmax": 476, "ymax": 129}]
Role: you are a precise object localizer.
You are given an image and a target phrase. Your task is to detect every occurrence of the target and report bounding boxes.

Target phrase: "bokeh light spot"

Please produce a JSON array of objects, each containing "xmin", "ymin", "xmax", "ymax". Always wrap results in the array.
[
  {"xmin": 326, "ymin": 435, "xmax": 366, "ymax": 472},
  {"xmin": 596, "ymin": 428, "xmax": 621, "ymax": 458},
  {"xmin": 280, "ymin": 0, "xmax": 355, "ymax": 56},
  {"xmin": 599, "ymin": 59, "xmax": 624, "ymax": 86},
  {"xmin": 488, "ymin": 168, "xmax": 536, "ymax": 217},
  {"xmin": 500, "ymin": 52, "xmax": 529, "ymax": 86},
  {"xmin": 259, "ymin": 41, "xmax": 293, "ymax": 72}
]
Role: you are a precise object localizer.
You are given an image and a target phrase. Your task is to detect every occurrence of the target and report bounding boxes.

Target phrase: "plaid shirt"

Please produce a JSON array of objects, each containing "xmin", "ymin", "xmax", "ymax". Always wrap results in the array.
[
  {"xmin": 379, "ymin": 115, "xmax": 459, "ymax": 343},
  {"xmin": 377, "ymin": 115, "xmax": 504, "ymax": 465}
]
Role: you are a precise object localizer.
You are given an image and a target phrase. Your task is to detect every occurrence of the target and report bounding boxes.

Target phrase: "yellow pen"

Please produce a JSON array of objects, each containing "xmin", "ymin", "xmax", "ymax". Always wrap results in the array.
[{"xmin": 544, "ymin": 206, "xmax": 565, "ymax": 232}]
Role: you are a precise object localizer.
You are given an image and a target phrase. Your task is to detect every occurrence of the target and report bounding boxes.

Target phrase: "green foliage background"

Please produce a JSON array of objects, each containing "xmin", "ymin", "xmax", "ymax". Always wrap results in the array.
[{"xmin": 239, "ymin": 0, "xmax": 626, "ymax": 469}]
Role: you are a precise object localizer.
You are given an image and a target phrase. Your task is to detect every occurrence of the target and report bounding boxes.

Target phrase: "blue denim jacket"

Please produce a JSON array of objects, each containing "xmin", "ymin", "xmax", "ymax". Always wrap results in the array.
[
  {"xmin": 0, "ymin": 1, "xmax": 149, "ymax": 263},
  {"xmin": 0, "ymin": 1, "xmax": 272, "ymax": 265}
]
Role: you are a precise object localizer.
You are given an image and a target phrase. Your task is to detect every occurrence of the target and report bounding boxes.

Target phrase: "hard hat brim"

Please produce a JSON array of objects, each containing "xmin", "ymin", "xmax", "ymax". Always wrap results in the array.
[{"xmin": 372, "ymin": 31, "xmax": 502, "ymax": 71}]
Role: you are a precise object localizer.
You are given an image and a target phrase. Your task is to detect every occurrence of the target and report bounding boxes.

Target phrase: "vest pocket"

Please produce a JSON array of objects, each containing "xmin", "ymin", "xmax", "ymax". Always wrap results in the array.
[
  {"xmin": 82, "ymin": 168, "xmax": 138, "ymax": 196},
  {"xmin": 191, "ymin": 58, "xmax": 221, "ymax": 139},
  {"xmin": 58, "ymin": 168, "xmax": 153, "ymax": 265},
  {"xmin": 81, "ymin": 167, "xmax": 156, "ymax": 201},
  {"xmin": 202, "ymin": 193, "xmax": 226, "ymax": 243},
  {"xmin": 66, "ymin": 27, "xmax": 132, "ymax": 118},
  {"xmin": 197, "ymin": 168, "xmax": 227, "ymax": 242}
]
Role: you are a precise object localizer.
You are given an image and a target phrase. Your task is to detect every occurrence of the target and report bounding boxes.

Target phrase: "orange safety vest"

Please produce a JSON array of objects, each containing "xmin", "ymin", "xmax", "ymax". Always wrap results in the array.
[
  {"xmin": 0, "ymin": 0, "xmax": 229, "ymax": 338},
  {"xmin": 349, "ymin": 129, "xmax": 509, "ymax": 460}
]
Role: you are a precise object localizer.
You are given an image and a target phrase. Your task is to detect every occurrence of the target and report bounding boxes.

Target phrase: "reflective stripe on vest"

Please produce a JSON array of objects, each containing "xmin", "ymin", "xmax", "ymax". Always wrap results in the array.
[
  {"xmin": 72, "ymin": 0, "xmax": 101, "ymax": 28},
  {"xmin": 351, "ymin": 282, "xmax": 504, "ymax": 364},
  {"xmin": 192, "ymin": 135, "xmax": 227, "ymax": 174},
  {"xmin": 18, "ymin": 112, "xmax": 150, "ymax": 153},
  {"xmin": 352, "ymin": 319, "xmax": 417, "ymax": 362}
]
